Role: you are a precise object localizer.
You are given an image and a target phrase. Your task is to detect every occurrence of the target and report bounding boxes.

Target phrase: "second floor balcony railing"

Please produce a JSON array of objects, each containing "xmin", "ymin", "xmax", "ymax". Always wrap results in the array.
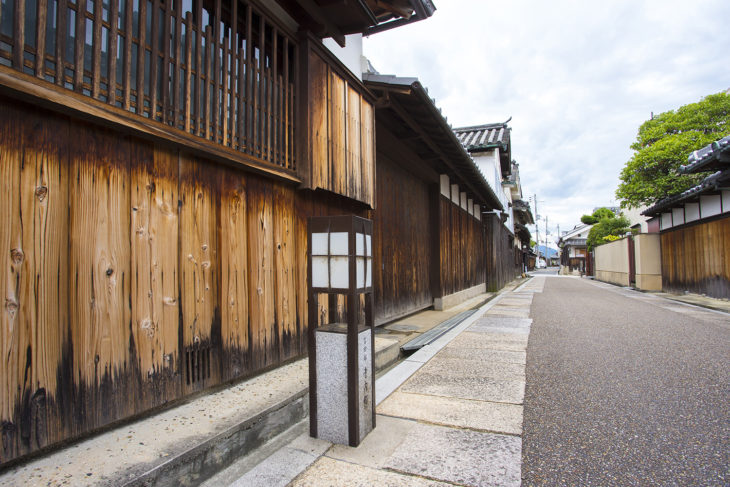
[{"xmin": 0, "ymin": 0, "xmax": 296, "ymax": 170}]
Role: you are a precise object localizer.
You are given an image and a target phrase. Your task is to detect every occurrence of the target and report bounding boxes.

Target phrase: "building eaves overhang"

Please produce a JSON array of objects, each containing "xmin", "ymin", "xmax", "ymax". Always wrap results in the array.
[
  {"xmin": 287, "ymin": 0, "xmax": 435, "ymax": 46},
  {"xmin": 514, "ymin": 222, "xmax": 531, "ymax": 242},
  {"xmin": 642, "ymin": 169, "xmax": 730, "ymax": 216},
  {"xmin": 678, "ymin": 134, "xmax": 730, "ymax": 174},
  {"xmin": 512, "ymin": 199, "xmax": 534, "ymax": 224},
  {"xmin": 363, "ymin": 73, "xmax": 504, "ymax": 211},
  {"xmin": 366, "ymin": 0, "xmax": 436, "ymax": 35}
]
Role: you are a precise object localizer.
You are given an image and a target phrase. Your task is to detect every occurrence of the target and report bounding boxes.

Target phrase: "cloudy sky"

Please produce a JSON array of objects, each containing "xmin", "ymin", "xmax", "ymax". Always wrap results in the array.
[{"xmin": 362, "ymin": 0, "xmax": 730, "ymax": 247}]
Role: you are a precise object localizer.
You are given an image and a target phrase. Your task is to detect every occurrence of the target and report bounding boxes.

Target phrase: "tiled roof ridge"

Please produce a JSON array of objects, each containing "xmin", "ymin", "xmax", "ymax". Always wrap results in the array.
[
  {"xmin": 679, "ymin": 133, "xmax": 730, "ymax": 174},
  {"xmin": 643, "ymin": 133, "xmax": 730, "ymax": 215},
  {"xmin": 453, "ymin": 122, "xmax": 508, "ymax": 132},
  {"xmin": 642, "ymin": 169, "xmax": 730, "ymax": 216}
]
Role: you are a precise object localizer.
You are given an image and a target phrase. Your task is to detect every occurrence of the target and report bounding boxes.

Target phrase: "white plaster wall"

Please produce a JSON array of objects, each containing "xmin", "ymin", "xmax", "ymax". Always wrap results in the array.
[
  {"xmin": 504, "ymin": 186, "xmax": 514, "ymax": 233},
  {"xmin": 700, "ymin": 194, "xmax": 722, "ymax": 217},
  {"xmin": 672, "ymin": 207, "xmax": 685, "ymax": 226},
  {"xmin": 685, "ymin": 202, "xmax": 700, "ymax": 222},
  {"xmin": 472, "ymin": 149, "xmax": 509, "ymax": 214},
  {"xmin": 323, "ymin": 34, "xmax": 364, "ymax": 80},
  {"xmin": 661, "ymin": 212, "xmax": 673, "ymax": 230}
]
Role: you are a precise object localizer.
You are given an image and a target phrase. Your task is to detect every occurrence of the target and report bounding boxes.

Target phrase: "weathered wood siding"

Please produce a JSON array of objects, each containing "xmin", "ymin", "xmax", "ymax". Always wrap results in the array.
[
  {"xmin": 373, "ymin": 154, "xmax": 433, "ymax": 323},
  {"xmin": 483, "ymin": 213, "xmax": 519, "ymax": 291},
  {"xmin": 307, "ymin": 50, "xmax": 375, "ymax": 207},
  {"xmin": 439, "ymin": 196, "xmax": 486, "ymax": 296},
  {"xmin": 0, "ymin": 96, "xmax": 364, "ymax": 465},
  {"xmin": 660, "ymin": 215, "xmax": 730, "ymax": 299}
]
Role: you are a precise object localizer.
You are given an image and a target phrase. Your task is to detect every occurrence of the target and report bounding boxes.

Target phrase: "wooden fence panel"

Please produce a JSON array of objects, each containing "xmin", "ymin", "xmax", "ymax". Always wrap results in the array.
[
  {"xmin": 130, "ymin": 143, "xmax": 181, "ymax": 405},
  {"xmin": 273, "ymin": 185, "xmax": 298, "ymax": 360},
  {"xmin": 18, "ymin": 111, "xmax": 69, "ymax": 451},
  {"xmin": 0, "ymin": 106, "xmax": 69, "ymax": 459},
  {"xmin": 310, "ymin": 52, "xmax": 328, "ymax": 190},
  {"xmin": 247, "ymin": 178, "xmax": 276, "ymax": 369},
  {"xmin": 360, "ymin": 99, "xmax": 375, "ymax": 208},
  {"xmin": 179, "ymin": 154, "xmax": 220, "ymax": 392},
  {"xmin": 373, "ymin": 155, "xmax": 432, "ymax": 323},
  {"xmin": 220, "ymin": 170, "xmax": 250, "ymax": 380},
  {"xmin": 661, "ymin": 216, "xmax": 730, "ymax": 299},
  {"xmin": 68, "ymin": 122, "xmax": 132, "ymax": 429},
  {"xmin": 347, "ymin": 86, "xmax": 362, "ymax": 201},
  {"xmin": 0, "ymin": 102, "xmax": 24, "ymax": 461},
  {"xmin": 306, "ymin": 51, "xmax": 374, "ymax": 207}
]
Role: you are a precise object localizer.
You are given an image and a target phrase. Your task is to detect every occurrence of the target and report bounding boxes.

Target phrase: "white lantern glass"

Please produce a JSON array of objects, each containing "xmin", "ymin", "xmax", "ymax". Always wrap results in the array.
[
  {"xmin": 366, "ymin": 258, "xmax": 372, "ymax": 287},
  {"xmin": 356, "ymin": 233, "xmax": 365, "ymax": 256},
  {"xmin": 330, "ymin": 256, "xmax": 349, "ymax": 288},
  {"xmin": 356, "ymin": 257, "xmax": 365, "ymax": 288},
  {"xmin": 330, "ymin": 232, "xmax": 349, "ymax": 256},
  {"xmin": 312, "ymin": 256, "xmax": 329, "ymax": 288},
  {"xmin": 366, "ymin": 235, "xmax": 371, "ymax": 257},
  {"xmin": 312, "ymin": 233, "xmax": 329, "ymax": 255}
]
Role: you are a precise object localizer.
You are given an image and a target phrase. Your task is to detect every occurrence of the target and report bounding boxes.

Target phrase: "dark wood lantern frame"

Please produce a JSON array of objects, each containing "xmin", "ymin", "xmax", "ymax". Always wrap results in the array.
[{"xmin": 307, "ymin": 215, "xmax": 375, "ymax": 447}]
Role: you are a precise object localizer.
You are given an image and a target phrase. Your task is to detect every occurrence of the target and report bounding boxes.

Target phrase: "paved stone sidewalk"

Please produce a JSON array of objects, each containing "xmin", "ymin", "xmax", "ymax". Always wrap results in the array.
[{"xmin": 226, "ymin": 277, "xmax": 546, "ymax": 487}]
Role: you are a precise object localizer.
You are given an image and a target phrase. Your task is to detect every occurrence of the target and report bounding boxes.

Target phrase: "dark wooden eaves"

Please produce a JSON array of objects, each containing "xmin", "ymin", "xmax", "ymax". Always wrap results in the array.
[{"xmin": 364, "ymin": 73, "xmax": 504, "ymax": 211}]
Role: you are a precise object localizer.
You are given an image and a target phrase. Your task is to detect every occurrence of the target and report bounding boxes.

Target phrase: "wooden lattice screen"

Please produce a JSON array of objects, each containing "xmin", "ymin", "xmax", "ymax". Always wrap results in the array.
[{"xmin": 0, "ymin": 0, "xmax": 296, "ymax": 168}]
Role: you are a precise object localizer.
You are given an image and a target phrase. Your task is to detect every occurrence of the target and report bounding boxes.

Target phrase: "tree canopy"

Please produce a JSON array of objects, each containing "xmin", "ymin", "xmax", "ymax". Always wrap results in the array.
[
  {"xmin": 586, "ymin": 212, "xmax": 632, "ymax": 251},
  {"xmin": 580, "ymin": 207, "xmax": 615, "ymax": 225},
  {"xmin": 616, "ymin": 92, "xmax": 730, "ymax": 209}
]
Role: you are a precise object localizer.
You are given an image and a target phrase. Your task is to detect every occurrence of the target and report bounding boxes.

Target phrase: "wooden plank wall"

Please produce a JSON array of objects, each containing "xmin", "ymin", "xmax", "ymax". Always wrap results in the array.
[
  {"xmin": 0, "ymin": 96, "xmax": 363, "ymax": 465},
  {"xmin": 483, "ymin": 213, "xmax": 519, "ymax": 292},
  {"xmin": 660, "ymin": 215, "xmax": 730, "ymax": 299},
  {"xmin": 439, "ymin": 197, "xmax": 486, "ymax": 296},
  {"xmin": 373, "ymin": 154, "xmax": 433, "ymax": 324},
  {"xmin": 308, "ymin": 51, "xmax": 375, "ymax": 207}
]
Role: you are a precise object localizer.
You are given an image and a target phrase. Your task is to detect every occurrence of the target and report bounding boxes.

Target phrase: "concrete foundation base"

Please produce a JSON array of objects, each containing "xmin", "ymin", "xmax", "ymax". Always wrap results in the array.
[{"xmin": 434, "ymin": 283, "xmax": 487, "ymax": 310}]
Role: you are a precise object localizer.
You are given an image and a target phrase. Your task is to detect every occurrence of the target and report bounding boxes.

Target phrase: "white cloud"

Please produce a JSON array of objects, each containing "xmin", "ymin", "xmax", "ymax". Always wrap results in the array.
[{"xmin": 363, "ymin": 0, "xmax": 730, "ymax": 235}]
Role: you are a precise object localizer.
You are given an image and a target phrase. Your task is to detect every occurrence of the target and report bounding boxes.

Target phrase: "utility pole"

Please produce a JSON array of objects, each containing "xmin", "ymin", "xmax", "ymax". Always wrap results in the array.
[
  {"xmin": 545, "ymin": 215, "xmax": 549, "ymax": 266},
  {"xmin": 533, "ymin": 193, "xmax": 540, "ymax": 267}
]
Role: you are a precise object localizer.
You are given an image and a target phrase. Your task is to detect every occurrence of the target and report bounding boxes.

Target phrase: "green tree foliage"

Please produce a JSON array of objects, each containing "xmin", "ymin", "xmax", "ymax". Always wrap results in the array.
[
  {"xmin": 580, "ymin": 207, "xmax": 614, "ymax": 225},
  {"xmin": 587, "ymin": 214, "xmax": 632, "ymax": 251},
  {"xmin": 616, "ymin": 92, "xmax": 730, "ymax": 209}
]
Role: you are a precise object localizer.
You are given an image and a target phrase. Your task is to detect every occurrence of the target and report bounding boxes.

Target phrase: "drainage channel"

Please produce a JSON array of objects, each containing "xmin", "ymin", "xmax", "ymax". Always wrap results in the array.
[{"xmin": 400, "ymin": 309, "xmax": 479, "ymax": 352}]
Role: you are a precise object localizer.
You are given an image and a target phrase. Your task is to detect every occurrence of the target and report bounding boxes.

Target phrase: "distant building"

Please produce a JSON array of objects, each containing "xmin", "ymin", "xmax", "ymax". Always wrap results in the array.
[{"xmin": 558, "ymin": 224, "xmax": 593, "ymax": 275}]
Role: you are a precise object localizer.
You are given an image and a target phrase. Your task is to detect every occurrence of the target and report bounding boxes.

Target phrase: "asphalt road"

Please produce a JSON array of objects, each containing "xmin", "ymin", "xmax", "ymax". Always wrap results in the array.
[{"xmin": 522, "ymin": 277, "xmax": 730, "ymax": 486}]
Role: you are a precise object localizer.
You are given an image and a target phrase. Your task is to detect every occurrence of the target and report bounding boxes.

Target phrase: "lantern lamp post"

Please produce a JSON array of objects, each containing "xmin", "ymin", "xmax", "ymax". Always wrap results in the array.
[{"xmin": 307, "ymin": 215, "xmax": 374, "ymax": 447}]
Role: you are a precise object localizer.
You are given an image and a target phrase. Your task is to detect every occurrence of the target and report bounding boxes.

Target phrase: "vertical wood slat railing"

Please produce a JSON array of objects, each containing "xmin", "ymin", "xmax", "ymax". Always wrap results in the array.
[{"xmin": 0, "ymin": 0, "xmax": 296, "ymax": 170}]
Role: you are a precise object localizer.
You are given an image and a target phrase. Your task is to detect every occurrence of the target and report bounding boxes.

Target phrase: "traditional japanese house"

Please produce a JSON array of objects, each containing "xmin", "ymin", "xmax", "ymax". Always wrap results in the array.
[
  {"xmin": 642, "ymin": 135, "xmax": 730, "ymax": 299},
  {"xmin": 0, "ymin": 0, "xmax": 435, "ymax": 465},
  {"xmin": 454, "ymin": 122, "xmax": 524, "ymax": 289},
  {"xmin": 558, "ymin": 223, "xmax": 593, "ymax": 275},
  {"xmin": 363, "ymin": 74, "xmax": 504, "ymax": 318},
  {"xmin": 505, "ymin": 162, "xmax": 533, "ymax": 272}
]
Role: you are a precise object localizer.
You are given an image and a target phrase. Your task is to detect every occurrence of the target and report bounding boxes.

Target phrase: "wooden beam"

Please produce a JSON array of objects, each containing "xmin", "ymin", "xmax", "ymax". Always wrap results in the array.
[
  {"xmin": 292, "ymin": 0, "xmax": 346, "ymax": 46},
  {"xmin": 0, "ymin": 64, "xmax": 301, "ymax": 185}
]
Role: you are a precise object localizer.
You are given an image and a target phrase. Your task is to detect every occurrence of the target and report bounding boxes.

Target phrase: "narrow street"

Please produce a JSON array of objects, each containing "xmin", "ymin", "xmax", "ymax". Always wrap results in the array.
[{"xmin": 523, "ymin": 277, "xmax": 730, "ymax": 486}]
